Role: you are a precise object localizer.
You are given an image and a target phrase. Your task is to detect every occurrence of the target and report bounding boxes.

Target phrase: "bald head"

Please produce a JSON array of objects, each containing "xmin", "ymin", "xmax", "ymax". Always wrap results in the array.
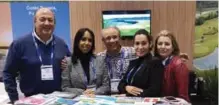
[
  {"xmin": 34, "ymin": 8, "xmax": 55, "ymax": 22},
  {"xmin": 34, "ymin": 7, "xmax": 55, "ymax": 42},
  {"xmin": 101, "ymin": 27, "xmax": 120, "ymax": 37},
  {"xmin": 35, "ymin": 8, "xmax": 54, "ymax": 16},
  {"xmin": 101, "ymin": 27, "xmax": 121, "ymax": 55}
]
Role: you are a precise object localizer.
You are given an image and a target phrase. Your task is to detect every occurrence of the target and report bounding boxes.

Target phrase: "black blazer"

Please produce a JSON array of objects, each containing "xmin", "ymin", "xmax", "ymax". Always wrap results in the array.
[{"xmin": 118, "ymin": 53, "xmax": 164, "ymax": 97}]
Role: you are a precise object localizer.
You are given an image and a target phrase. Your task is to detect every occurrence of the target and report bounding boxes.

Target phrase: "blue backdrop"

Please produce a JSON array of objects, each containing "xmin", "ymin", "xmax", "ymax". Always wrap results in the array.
[{"xmin": 10, "ymin": 1, "xmax": 71, "ymax": 49}]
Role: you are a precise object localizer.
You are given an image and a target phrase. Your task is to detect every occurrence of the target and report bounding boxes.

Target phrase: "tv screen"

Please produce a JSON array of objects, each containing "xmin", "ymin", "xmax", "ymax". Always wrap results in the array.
[{"xmin": 102, "ymin": 10, "xmax": 151, "ymax": 37}]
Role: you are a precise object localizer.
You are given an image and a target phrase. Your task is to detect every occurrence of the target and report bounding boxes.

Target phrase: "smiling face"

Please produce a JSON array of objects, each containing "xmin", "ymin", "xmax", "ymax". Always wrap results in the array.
[
  {"xmin": 102, "ymin": 27, "xmax": 121, "ymax": 54},
  {"xmin": 154, "ymin": 30, "xmax": 180, "ymax": 59},
  {"xmin": 156, "ymin": 36, "xmax": 173, "ymax": 59},
  {"xmin": 34, "ymin": 8, "xmax": 55, "ymax": 38},
  {"xmin": 78, "ymin": 31, "xmax": 93, "ymax": 54},
  {"xmin": 134, "ymin": 34, "xmax": 150, "ymax": 57}
]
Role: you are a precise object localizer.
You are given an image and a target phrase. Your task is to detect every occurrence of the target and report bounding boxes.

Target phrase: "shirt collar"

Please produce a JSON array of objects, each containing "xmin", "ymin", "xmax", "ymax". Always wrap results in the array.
[
  {"xmin": 106, "ymin": 47, "xmax": 123, "ymax": 58},
  {"xmin": 162, "ymin": 55, "xmax": 173, "ymax": 66},
  {"xmin": 33, "ymin": 30, "xmax": 53, "ymax": 45}
]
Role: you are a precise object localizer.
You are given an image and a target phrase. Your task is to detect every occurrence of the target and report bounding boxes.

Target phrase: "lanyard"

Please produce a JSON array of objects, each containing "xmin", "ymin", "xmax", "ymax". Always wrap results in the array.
[
  {"xmin": 32, "ymin": 34, "xmax": 54, "ymax": 65},
  {"xmin": 105, "ymin": 49, "xmax": 124, "ymax": 79},
  {"xmin": 126, "ymin": 64, "xmax": 143, "ymax": 85},
  {"xmin": 83, "ymin": 57, "xmax": 96, "ymax": 86}
]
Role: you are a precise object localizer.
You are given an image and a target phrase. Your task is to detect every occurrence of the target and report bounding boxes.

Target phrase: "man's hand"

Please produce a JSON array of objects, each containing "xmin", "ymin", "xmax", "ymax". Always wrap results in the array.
[
  {"xmin": 61, "ymin": 56, "xmax": 67, "ymax": 70},
  {"xmin": 9, "ymin": 98, "xmax": 18, "ymax": 105},
  {"xmin": 125, "ymin": 85, "xmax": 143, "ymax": 96}
]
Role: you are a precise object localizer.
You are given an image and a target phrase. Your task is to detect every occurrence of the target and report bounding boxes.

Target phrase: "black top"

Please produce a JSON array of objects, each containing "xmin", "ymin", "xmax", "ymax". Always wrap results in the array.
[
  {"xmin": 79, "ymin": 54, "xmax": 90, "ymax": 82},
  {"xmin": 118, "ymin": 53, "xmax": 164, "ymax": 97}
]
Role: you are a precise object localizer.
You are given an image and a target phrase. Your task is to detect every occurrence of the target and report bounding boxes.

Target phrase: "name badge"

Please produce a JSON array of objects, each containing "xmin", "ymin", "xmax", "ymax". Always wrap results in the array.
[
  {"xmin": 87, "ymin": 85, "xmax": 96, "ymax": 92},
  {"xmin": 110, "ymin": 79, "xmax": 121, "ymax": 93},
  {"xmin": 41, "ymin": 65, "xmax": 54, "ymax": 80}
]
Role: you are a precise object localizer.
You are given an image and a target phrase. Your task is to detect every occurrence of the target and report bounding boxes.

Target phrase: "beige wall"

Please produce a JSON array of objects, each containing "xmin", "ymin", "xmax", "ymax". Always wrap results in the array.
[
  {"xmin": 0, "ymin": 2, "xmax": 13, "ymax": 49},
  {"xmin": 69, "ymin": 1, "xmax": 196, "ymax": 69}
]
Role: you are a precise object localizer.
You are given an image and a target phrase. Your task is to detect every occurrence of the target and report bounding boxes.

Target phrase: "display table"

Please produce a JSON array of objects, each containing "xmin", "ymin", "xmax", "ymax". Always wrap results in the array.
[
  {"xmin": 14, "ymin": 93, "xmax": 191, "ymax": 105},
  {"xmin": 14, "ymin": 94, "xmax": 158, "ymax": 105},
  {"xmin": 73, "ymin": 95, "xmax": 158, "ymax": 105},
  {"xmin": 0, "ymin": 82, "xmax": 10, "ymax": 105},
  {"xmin": 0, "ymin": 82, "xmax": 24, "ymax": 105}
]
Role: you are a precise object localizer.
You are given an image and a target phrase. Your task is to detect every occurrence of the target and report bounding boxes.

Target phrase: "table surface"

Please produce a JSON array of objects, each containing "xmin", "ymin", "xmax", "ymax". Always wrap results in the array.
[
  {"xmin": 0, "ymin": 83, "xmax": 191, "ymax": 105},
  {"xmin": 0, "ymin": 82, "xmax": 10, "ymax": 105},
  {"xmin": 0, "ymin": 82, "xmax": 24, "ymax": 105}
]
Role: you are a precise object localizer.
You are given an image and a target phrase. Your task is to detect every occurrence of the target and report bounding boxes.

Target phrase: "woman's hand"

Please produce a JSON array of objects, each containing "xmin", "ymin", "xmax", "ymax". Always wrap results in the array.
[
  {"xmin": 83, "ymin": 89, "xmax": 95, "ymax": 97},
  {"xmin": 125, "ymin": 85, "xmax": 143, "ymax": 96}
]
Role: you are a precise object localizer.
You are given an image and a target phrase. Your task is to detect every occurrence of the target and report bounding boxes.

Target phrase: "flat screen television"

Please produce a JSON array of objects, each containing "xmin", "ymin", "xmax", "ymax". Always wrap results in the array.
[{"xmin": 102, "ymin": 10, "xmax": 151, "ymax": 38}]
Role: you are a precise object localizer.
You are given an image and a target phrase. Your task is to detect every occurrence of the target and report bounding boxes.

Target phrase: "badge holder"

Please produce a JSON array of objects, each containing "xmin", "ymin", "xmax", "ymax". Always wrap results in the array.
[
  {"xmin": 41, "ymin": 65, "xmax": 54, "ymax": 80},
  {"xmin": 110, "ymin": 79, "xmax": 121, "ymax": 93}
]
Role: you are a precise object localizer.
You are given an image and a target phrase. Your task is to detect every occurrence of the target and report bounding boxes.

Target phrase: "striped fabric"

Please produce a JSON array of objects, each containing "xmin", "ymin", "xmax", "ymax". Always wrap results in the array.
[{"xmin": 97, "ymin": 47, "xmax": 136, "ymax": 79}]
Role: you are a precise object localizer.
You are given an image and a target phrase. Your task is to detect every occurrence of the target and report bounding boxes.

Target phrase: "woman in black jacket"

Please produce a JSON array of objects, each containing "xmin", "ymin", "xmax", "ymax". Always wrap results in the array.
[{"xmin": 118, "ymin": 29, "xmax": 164, "ymax": 97}]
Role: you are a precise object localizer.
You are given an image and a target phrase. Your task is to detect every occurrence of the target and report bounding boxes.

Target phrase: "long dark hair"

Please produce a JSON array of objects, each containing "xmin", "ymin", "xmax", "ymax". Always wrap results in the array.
[
  {"xmin": 134, "ymin": 29, "xmax": 153, "ymax": 51},
  {"xmin": 71, "ymin": 28, "xmax": 95, "ymax": 64}
]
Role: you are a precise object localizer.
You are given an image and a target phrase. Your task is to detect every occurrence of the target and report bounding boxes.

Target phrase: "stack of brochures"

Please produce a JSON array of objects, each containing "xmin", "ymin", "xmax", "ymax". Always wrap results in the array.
[
  {"xmin": 73, "ymin": 95, "xmax": 117, "ymax": 105},
  {"xmin": 14, "ymin": 94, "xmax": 56, "ymax": 105},
  {"xmin": 14, "ymin": 94, "xmax": 191, "ymax": 105},
  {"xmin": 14, "ymin": 94, "xmax": 78, "ymax": 105},
  {"xmin": 73, "ymin": 95, "xmax": 160, "ymax": 105},
  {"xmin": 153, "ymin": 96, "xmax": 191, "ymax": 105},
  {"xmin": 48, "ymin": 91, "xmax": 77, "ymax": 99},
  {"xmin": 116, "ymin": 97, "xmax": 144, "ymax": 104}
]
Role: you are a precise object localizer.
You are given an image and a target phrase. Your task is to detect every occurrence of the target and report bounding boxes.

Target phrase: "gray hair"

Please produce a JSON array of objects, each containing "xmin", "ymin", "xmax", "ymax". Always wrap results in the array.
[
  {"xmin": 34, "ymin": 7, "xmax": 56, "ymax": 23},
  {"xmin": 101, "ymin": 26, "xmax": 121, "ymax": 38}
]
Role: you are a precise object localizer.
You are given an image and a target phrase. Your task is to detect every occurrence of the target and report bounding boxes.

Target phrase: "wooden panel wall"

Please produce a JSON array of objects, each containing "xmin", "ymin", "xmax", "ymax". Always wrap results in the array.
[{"xmin": 69, "ymin": 1, "xmax": 196, "ymax": 69}]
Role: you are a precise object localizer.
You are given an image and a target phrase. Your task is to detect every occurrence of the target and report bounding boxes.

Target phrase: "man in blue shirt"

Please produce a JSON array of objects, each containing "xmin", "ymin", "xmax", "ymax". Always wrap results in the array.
[{"xmin": 3, "ymin": 8, "xmax": 71, "ymax": 103}]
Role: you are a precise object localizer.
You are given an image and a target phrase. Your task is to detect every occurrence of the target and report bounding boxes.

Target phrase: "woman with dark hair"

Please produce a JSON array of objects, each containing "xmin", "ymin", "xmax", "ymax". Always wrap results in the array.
[
  {"xmin": 154, "ymin": 30, "xmax": 190, "ymax": 102},
  {"xmin": 118, "ymin": 29, "xmax": 164, "ymax": 97},
  {"xmin": 61, "ymin": 28, "xmax": 110, "ymax": 96}
]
